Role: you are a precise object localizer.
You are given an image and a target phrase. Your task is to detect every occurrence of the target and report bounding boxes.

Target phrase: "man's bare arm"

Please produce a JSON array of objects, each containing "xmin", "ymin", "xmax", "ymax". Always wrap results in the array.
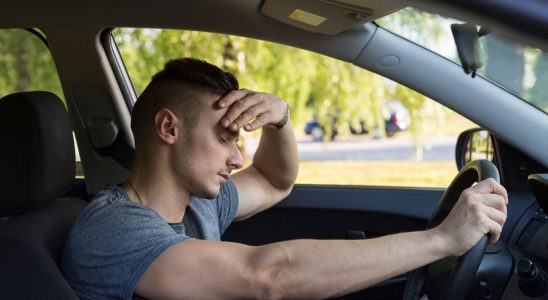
[
  {"xmin": 218, "ymin": 89, "xmax": 298, "ymax": 220},
  {"xmin": 136, "ymin": 229, "xmax": 446, "ymax": 299},
  {"xmin": 135, "ymin": 179, "xmax": 508, "ymax": 299}
]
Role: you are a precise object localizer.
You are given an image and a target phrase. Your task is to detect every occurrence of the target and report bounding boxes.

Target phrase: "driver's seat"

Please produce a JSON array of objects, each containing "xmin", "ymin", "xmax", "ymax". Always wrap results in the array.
[{"xmin": 0, "ymin": 91, "xmax": 87, "ymax": 298}]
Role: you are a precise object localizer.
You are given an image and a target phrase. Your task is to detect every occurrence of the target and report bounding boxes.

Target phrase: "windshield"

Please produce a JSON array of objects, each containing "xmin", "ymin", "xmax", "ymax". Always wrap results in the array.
[{"xmin": 376, "ymin": 8, "xmax": 548, "ymax": 114}]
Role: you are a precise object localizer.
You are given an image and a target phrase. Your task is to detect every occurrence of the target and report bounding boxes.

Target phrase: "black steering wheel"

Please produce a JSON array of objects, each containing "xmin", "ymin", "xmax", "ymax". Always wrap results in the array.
[{"xmin": 402, "ymin": 159, "xmax": 500, "ymax": 300}]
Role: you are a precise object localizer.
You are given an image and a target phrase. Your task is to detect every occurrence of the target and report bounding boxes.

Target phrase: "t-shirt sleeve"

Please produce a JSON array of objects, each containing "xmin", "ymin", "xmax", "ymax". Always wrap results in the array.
[
  {"xmin": 62, "ymin": 194, "xmax": 189, "ymax": 300},
  {"xmin": 215, "ymin": 179, "xmax": 239, "ymax": 234}
]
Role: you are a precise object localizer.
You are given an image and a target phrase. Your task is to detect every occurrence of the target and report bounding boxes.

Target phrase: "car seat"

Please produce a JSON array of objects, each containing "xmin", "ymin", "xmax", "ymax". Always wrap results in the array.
[{"xmin": 0, "ymin": 92, "xmax": 87, "ymax": 299}]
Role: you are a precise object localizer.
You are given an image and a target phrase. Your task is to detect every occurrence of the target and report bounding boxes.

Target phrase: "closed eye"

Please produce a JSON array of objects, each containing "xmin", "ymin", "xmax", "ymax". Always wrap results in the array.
[{"xmin": 219, "ymin": 136, "xmax": 228, "ymax": 144}]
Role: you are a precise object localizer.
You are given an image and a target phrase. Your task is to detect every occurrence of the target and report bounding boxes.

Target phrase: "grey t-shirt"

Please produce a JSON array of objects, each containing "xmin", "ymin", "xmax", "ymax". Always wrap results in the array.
[{"xmin": 61, "ymin": 180, "xmax": 239, "ymax": 300}]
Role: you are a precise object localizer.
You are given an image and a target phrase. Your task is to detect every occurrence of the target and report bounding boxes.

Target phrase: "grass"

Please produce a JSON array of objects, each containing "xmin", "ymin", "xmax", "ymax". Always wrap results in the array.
[
  {"xmin": 296, "ymin": 160, "xmax": 458, "ymax": 188},
  {"xmin": 76, "ymin": 160, "xmax": 458, "ymax": 188}
]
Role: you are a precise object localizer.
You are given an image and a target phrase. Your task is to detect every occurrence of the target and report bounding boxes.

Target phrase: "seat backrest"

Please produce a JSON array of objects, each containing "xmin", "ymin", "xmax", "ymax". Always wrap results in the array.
[{"xmin": 0, "ymin": 92, "xmax": 87, "ymax": 299}]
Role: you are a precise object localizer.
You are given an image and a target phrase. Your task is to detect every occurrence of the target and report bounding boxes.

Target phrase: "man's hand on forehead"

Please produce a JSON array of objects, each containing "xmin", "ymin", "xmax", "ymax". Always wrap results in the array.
[{"xmin": 217, "ymin": 89, "xmax": 288, "ymax": 132}]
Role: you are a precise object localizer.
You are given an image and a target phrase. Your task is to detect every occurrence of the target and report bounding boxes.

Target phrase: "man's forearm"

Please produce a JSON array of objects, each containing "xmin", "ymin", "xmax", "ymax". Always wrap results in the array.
[
  {"xmin": 253, "ymin": 228, "xmax": 449, "ymax": 299},
  {"xmin": 252, "ymin": 121, "xmax": 298, "ymax": 190}
]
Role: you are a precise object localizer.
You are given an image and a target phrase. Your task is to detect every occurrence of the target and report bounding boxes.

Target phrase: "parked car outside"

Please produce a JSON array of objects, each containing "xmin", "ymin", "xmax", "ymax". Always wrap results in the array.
[{"xmin": 304, "ymin": 101, "xmax": 410, "ymax": 141}]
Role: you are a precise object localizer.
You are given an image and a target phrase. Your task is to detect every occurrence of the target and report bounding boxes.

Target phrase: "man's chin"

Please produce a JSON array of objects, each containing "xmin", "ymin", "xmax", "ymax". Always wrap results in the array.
[{"xmin": 192, "ymin": 186, "xmax": 220, "ymax": 200}]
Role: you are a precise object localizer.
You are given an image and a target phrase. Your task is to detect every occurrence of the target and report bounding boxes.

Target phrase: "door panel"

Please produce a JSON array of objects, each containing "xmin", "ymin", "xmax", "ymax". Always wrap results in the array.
[
  {"xmin": 224, "ymin": 185, "xmax": 443, "ymax": 243},
  {"xmin": 223, "ymin": 185, "xmax": 444, "ymax": 299}
]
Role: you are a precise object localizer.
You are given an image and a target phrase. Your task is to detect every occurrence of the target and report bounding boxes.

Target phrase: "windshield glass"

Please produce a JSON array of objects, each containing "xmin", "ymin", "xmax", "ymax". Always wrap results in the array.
[{"xmin": 377, "ymin": 8, "xmax": 548, "ymax": 114}]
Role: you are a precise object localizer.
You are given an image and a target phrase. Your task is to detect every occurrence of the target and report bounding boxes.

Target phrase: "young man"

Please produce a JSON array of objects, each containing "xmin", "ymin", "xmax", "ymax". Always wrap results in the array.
[{"xmin": 62, "ymin": 58, "xmax": 508, "ymax": 299}]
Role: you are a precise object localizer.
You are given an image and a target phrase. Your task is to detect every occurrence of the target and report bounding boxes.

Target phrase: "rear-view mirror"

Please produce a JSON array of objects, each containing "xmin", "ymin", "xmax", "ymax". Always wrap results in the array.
[{"xmin": 451, "ymin": 23, "xmax": 485, "ymax": 77}]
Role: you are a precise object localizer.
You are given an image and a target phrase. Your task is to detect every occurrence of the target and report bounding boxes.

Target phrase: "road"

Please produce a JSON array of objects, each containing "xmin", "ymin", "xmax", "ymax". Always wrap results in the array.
[{"xmin": 244, "ymin": 135, "xmax": 456, "ymax": 161}]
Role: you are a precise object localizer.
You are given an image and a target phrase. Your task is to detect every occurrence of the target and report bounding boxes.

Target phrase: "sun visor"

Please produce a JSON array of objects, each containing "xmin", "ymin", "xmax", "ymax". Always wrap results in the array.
[{"xmin": 261, "ymin": 0, "xmax": 403, "ymax": 35}]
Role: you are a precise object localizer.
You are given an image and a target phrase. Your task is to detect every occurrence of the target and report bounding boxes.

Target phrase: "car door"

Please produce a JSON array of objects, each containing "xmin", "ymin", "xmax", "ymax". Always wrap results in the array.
[{"xmin": 224, "ymin": 185, "xmax": 443, "ymax": 299}]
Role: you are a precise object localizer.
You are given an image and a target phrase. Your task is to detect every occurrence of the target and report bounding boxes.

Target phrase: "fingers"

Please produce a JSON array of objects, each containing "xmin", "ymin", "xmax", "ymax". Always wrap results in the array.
[
  {"xmin": 217, "ymin": 89, "xmax": 286, "ymax": 132},
  {"xmin": 461, "ymin": 186, "xmax": 507, "ymax": 244},
  {"xmin": 470, "ymin": 178, "xmax": 509, "ymax": 205},
  {"xmin": 483, "ymin": 205, "xmax": 507, "ymax": 228},
  {"xmin": 485, "ymin": 216, "xmax": 503, "ymax": 243},
  {"xmin": 244, "ymin": 113, "xmax": 269, "ymax": 131},
  {"xmin": 219, "ymin": 92, "xmax": 262, "ymax": 131},
  {"xmin": 480, "ymin": 193, "xmax": 507, "ymax": 216},
  {"xmin": 228, "ymin": 102, "xmax": 268, "ymax": 131},
  {"xmin": 217, "ymin": 89, "xmax": 251, "ymax": 109}
]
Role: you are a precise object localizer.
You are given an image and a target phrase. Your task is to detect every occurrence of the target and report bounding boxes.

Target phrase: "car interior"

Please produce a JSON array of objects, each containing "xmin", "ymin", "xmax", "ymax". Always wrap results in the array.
[{"xmin": 0, "ymin": 0, "xmax": 547, "ymax": 299}]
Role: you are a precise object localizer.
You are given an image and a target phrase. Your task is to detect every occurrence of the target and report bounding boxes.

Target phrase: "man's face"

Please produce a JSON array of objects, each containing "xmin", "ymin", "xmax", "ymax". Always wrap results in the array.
[{"xmin": 174, "ymin": 93, "xmax": 243, "ymax": 199}]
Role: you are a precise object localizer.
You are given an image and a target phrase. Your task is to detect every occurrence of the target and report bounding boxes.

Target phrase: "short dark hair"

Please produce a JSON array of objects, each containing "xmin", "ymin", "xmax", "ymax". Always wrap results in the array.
[
  {"xmin": 150, "ymin": 58, "xmax": 239, "ymax": 96},
  {"xmin": 131, "ymin": 58, "xmax": 239, "ymax": 146}
]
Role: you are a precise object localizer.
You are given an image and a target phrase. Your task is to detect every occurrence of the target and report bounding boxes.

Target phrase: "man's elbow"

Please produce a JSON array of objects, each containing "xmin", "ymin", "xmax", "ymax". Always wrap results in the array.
[
  {"xmin": 276, "ymin": 179, "xmax": 295, "ymax": 198},
  {"xmin": 273, "ymin": 165, "xmax": 298, "ymax": 193},
  {"xmin": 254, "ymin": 161, "xmax": 298, "ymax": 194},
  {"xmin": 261, "ymin": 170, "xmax": 296, "ymax": 199}
]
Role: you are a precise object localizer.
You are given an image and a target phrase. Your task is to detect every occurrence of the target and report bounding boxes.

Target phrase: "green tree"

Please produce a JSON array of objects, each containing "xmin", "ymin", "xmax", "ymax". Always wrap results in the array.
[
  {"xmin": 114, "ymin": 27, "xmax": 457, "ymax": 149},
  {"xmin": 0, "ymin": 29, "xmax": 62, "ymax": 100}
]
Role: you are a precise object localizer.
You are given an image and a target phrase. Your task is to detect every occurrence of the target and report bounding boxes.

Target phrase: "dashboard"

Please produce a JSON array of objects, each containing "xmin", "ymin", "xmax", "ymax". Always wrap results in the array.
[{"xmin": 477, "ymin": 173, "xmax": 548, "ymax": 299}]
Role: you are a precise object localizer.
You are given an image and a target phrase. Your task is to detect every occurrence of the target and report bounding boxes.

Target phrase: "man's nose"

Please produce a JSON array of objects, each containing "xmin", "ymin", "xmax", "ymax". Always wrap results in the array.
[{"xmin": 227, "ymin": 146, "xmax": 243, "ymax": 170}]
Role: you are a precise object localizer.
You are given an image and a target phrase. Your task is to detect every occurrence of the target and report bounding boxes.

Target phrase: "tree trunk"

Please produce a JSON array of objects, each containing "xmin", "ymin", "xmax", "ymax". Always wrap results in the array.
[{"xmin": 222, "ymin": 36, "xmax": 251, "ymax": 167}]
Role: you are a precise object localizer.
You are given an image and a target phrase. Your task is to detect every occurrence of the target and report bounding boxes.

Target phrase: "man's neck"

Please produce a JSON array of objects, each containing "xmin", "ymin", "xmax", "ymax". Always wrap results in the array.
[{"xmin": 124, "ymin": 162, "xmax": 191, "ymax": 223}]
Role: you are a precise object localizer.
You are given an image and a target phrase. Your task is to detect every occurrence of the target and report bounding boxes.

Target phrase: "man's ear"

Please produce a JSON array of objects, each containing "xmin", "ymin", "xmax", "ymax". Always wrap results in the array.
[{"xmin": 154, "ymin": 108, "xmax": 180, "ymax": 145}]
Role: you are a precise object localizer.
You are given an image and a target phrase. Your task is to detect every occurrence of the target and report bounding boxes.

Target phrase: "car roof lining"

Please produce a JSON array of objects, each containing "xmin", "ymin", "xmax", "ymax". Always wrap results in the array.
[{"xmin": 0, "ymin": 0, "xmax": 545, "ymax": 50}]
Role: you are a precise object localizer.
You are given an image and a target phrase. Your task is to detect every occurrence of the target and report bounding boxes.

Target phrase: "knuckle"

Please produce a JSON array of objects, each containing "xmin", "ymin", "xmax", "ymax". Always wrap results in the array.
[
  {"xmin": 469, "ymin": 202, "xmax": 482, "ymax": 215},
  {"xmin": 228, "ymin": 89, "xmax": 239, "ymax": 96},
  {"xmin": 480, "ymin": 215, "xmax": 491, "ymax": 230},
  {"xmin": 226, "ymin": 111, "xmax": 240, "ymax": 120},
  {"xmin": 462, "ymin": 194, "xmax": 476, "ymax": 207},
  {"xmin": 500, "ymin": 211, "xmax": 507, "ymax": 224},
  {"xmin": 461, "ymin": 188, "xmax": 473, "ymax": 199},
  {"xmin": 246, "ymin": 107, "xmax": 257, "ymax": 116},
  {"xmin": 493, "ymin": 224, "xmax": 502, "ymax": 237},
  {"xmin": 234, "ymin": 100, "xmax": 245, "ymax": 109},
  {"xmin": 498, "ymin": 196, "xmax": 507, "ymax": 209},
  {"xmin": 485, "ymin": 178, "xmax": 497, "ymax": 185}
]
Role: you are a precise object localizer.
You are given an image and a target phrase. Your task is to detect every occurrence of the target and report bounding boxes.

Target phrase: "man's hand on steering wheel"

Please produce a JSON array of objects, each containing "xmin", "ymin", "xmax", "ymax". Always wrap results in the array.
[{"xmin": 434, "ymin": 178, "xmax": 509, "ymax": 257}]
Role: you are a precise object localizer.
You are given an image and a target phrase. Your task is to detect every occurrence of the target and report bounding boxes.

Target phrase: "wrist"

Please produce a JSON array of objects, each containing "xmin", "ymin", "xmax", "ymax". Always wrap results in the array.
[
  {"xmin": 264, "ymin": 101, "xmax": 289, "ymax": 130},
  {"xmin": 427, "ymin": 227, "xmax": 454, "ymax": 258}
]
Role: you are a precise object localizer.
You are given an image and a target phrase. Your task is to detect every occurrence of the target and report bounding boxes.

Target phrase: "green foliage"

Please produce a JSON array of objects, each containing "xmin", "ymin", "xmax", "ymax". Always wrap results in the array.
[
  {"xmin": 0, "ymin": 29, "xmax": 63, "ymax": 100},
  {"xmin": 113, "ymin": 28, "xmax": 394, "ymax": 136}
]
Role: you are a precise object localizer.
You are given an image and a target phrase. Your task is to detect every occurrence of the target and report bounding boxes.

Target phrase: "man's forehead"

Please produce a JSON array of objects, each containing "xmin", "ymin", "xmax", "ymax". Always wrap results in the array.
[{"xmin": 199, "ymin": 92, "xmax": 241, "ymax": 138}]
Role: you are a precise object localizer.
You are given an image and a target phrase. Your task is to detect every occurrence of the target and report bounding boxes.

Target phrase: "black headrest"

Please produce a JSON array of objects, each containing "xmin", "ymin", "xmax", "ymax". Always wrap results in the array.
[{"xmin": 0, "ymin": 92, "xmax": 75, "ymax": 217}]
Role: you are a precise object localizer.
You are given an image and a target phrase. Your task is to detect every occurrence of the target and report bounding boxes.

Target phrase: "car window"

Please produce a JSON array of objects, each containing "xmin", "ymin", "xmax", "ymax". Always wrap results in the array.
[
  {"xmin": 0, "ymin": 29, "xmax": 83, "ymax": 177},
  {"xmin": 112, "ymin": 28, "xmax": 479, "ymax": 188},
  {"xmin": 377, "ymin": 8, "xmax": 548, "ymax": 115}
]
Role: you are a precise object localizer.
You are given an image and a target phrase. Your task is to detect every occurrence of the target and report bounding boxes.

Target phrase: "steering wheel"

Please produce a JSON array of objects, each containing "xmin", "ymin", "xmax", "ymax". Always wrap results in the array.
[{"xmin": 402, "ymin": 159, "xmax": 500, "ymax": 300}]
